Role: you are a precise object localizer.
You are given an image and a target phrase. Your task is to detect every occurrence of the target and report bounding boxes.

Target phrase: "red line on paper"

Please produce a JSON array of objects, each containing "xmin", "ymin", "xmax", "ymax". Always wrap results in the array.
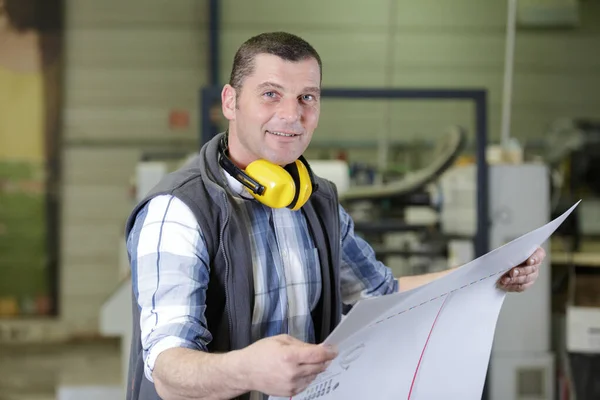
[{"xmin": 407, "ymin": 294, "xmax": 451, "ymax": 399}]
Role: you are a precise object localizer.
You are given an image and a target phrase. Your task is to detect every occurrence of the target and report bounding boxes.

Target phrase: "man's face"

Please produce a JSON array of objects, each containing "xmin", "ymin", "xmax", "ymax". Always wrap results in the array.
[{"xmin": 222, "ymin": 53, "xmax": 321, "ymax": 167}]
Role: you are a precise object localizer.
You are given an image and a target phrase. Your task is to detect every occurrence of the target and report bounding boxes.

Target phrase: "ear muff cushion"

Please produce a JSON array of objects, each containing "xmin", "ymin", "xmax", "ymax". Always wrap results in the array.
[
  {"xmin": 285, "ymin": 160, "xmax": 313, "ymax": 211},
  {"xmin": 245, "ymin": 160, "xmax": 296, "ymax": 208}
]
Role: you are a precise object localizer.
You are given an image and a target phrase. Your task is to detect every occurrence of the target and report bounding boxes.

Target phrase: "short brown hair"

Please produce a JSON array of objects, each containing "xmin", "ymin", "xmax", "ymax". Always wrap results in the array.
[{"xmin": 229, "ymin": 32, "xmax": 322, "ymax": 92}]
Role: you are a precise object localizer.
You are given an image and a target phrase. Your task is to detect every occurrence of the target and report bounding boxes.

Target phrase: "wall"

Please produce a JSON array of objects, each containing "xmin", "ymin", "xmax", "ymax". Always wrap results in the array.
[
  {"xmin": 0, "ymin": 0, "xmax": 208, "ymax": 340},
  {"xmin": 57, "ymin": 0, "xmax": 208, "ymax": 334},
  {"xmin": 221, "ymin": 0, "xmax": 600, "ymax": 153}
]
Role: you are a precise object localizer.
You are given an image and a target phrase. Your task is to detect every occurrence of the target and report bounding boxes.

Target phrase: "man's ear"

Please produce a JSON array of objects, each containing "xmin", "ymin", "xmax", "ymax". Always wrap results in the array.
[{"xmin": 221, "ymin": 84, "xmax": 237, "ymax": 120}]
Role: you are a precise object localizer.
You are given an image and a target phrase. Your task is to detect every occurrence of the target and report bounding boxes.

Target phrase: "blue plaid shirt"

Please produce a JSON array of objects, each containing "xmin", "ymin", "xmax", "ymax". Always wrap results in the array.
[{"xmin": 127, "ymin": 171, "xmax": 399, "ymax": 389}]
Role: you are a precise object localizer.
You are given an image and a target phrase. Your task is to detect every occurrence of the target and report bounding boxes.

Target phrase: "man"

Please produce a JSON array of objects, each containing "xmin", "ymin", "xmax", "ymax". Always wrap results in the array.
[{"xmin": 125, "ymin": 32, "xmax": 545, "ymax": 400}]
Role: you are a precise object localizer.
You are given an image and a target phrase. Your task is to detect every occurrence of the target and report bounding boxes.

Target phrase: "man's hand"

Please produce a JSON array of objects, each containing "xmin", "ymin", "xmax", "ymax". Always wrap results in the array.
[
  {"xmin": 497, "ymin": 247, "xmax": 546, "ymax": 292},
  {"xmin": 235, "ymin": 334, "xmax": 338, "ymax": 397}
]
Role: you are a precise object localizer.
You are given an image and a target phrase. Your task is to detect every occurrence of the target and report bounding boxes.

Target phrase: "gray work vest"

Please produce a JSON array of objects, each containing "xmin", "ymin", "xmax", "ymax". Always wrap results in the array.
[{"xmin": 124, "ymin": 132, "xmax": 342, "ymax": 400}]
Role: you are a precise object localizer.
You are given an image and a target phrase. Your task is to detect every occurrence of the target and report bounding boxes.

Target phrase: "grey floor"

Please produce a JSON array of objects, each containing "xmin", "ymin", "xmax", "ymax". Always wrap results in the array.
[{"xmin": 0, "ymin": 338, "xmax": 122, "ymax": 400}]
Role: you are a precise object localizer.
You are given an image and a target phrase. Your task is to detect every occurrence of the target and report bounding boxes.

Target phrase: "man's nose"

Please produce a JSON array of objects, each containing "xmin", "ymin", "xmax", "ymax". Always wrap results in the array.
[{"xmin": 278, "ymin": 98, "xmax": 301, "ymax": 123}]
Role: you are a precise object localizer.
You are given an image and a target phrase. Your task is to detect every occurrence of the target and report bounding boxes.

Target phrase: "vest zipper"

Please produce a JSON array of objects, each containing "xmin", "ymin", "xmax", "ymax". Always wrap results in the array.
[
  {"xmin": 220, "ymin": 194, "xmax": 249, "ymax": 400},
  {"xmin": 219, "ymin": 193, "xmax": 234, "ymax": 343}
]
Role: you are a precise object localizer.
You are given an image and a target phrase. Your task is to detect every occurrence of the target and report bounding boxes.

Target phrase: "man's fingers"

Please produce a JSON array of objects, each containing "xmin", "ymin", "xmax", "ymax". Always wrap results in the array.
[
  {"xmin": 499, "ymin": 265, "xmax": 539, "ymax": 288},
  {"xmin": 497, "ymin": 249, "xmax": 544, "ymax": 292},
  {"xmin": 526, "ymin": 247, "xmax": 546, "ymax": 265},
  {"xmin": 301, "ymin": 373, "xmax": 319, "ymax": 386},
  {"xmin": 514, "ymin": 264, "xmax": 538, "ymax": 277},
  {"xmin": 290, "ymin": 373, "xmax": 319, "ymax": 396},
  {"xmin": 293, "ymin": 344, "xmax": 338, "ymax": 365},
  {"xmin": 506, "ymin": 265, "xmax": 538, "ymax": 280},
  {"xmin": 534, "ymin": 246, "xmax": 546, "ymax": 259},
  {"xmin": 280, "ymin": 336, "xmax": 337, "ymax": 366},
  {"xmin": 279, "ymin": 334, "xmax": 303, "ymax": 345},
  {"xmin": 502, "ymin": 265, "xmax": 539, "ymax": 283},
  {"xmin": 296, "ymin": 360, "xmax": 331, "ymax": 378},
  {"xmin": 501, "ymin": 272, "xmax": 538, "ymax": 290},
  {"xmin": 504, "ymin": 281, "xmax": 535, "ymax": 292},
  {"xmin": 508, "ymin": 284, "xmax": 525, "ymax": 292},
  {"xmin": 522, "ymin": 281, "xmax": 535, "ymax": 290},
  {"xmin": 502, "ymin": 273, "xmax": 537, "ymax": 285}
]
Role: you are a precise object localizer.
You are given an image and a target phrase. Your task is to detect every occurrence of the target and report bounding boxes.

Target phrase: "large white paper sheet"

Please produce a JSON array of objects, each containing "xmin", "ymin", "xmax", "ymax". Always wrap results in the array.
[{"xmin": 284, "ymin": 201, "xmax": 579, "ymax": 400}]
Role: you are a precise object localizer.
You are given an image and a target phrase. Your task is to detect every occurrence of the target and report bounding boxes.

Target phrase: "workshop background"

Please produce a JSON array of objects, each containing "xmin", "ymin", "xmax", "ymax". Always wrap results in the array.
[{"xmin": 1, "ymin": 0, "xmax": 599, "ymax": 399}]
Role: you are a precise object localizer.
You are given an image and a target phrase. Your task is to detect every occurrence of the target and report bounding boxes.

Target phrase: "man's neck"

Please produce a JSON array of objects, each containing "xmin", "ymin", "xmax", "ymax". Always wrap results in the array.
[{"xmin": 225, "ymin": 130, "xmax": 255, "ymax": 170}]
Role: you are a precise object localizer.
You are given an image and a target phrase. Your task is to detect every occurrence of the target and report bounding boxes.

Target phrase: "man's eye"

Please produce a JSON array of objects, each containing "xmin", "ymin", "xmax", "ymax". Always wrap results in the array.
[
  {"xmin": 302, "ymin": 94, "xmax": 314, "ymax": 101},
  {"xmin": 264, "ymin": 91, "xmax": 276, "ymax": 98}
]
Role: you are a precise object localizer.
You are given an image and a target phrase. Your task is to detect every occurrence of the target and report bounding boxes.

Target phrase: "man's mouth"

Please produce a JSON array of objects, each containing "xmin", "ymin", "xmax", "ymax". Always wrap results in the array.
[{"xmin": 267, "ymin": 130, "xmax": 300, "ymax": 137}]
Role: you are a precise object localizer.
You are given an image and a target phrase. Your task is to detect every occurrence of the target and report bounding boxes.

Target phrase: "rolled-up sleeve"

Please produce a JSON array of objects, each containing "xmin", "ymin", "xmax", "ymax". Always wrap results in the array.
[
  {"xmin": 127, "ymin": 194, "xmax": 212, "ymax": 382},
  {"xmin": 338, "ymin": 204, "xmax": 399, "ymax": 307}
]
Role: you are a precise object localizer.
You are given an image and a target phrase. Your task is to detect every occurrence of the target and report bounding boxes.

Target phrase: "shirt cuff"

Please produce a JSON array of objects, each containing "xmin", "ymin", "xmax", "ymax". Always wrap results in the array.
[{"xmin": 145, "ymin": 336, "xmax": 206, "ymax": 382}]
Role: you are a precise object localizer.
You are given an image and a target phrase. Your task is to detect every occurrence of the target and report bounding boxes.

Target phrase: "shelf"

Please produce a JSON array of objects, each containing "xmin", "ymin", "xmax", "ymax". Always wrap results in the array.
[
  {"xmin": 353, "ymin": 221, "xmax": 434, "ymax": 234},
  {"xmin": 552, "ymin": 252, "xmax": 600, "ymax": 268},
  {"xmin": 370, "ymin": 246, "xmax": 446, "ymax": 258}
]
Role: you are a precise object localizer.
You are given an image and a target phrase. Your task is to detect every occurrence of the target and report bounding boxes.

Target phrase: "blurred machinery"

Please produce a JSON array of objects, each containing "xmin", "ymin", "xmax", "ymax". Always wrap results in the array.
[
  {"xmin": 541, "ymin": 118, "xmax": 600, "ymax": 400},
  {"xmin": 340, "ymin": 125, "xmax": 468, "ymax": 277},
  {"xmin": 543, "ymin": 119, "xmax": 600, "ymax": 246}
]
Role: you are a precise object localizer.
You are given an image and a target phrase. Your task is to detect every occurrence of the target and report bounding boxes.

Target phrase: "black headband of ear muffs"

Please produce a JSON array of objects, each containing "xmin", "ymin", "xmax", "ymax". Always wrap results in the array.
[{"xmin": 218, "ymin": 134, "xmax": 266, "ymax": 195}]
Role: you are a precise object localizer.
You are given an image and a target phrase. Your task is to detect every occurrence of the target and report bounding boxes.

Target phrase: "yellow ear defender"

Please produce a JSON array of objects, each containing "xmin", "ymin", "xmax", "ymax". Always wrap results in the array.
[{"xmin": 218, "ymin": 135, "xmax": 318, "ymax": 210}]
